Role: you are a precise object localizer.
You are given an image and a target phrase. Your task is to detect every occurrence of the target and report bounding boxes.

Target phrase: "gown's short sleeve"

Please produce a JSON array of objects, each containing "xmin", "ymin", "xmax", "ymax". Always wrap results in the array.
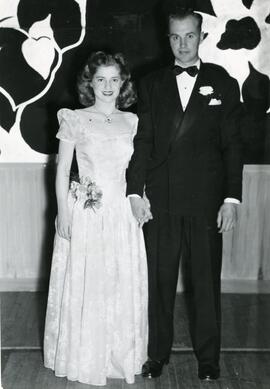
[{"xmin": 56, "ymin": 108, "xmax": 80, "ymax": 143}]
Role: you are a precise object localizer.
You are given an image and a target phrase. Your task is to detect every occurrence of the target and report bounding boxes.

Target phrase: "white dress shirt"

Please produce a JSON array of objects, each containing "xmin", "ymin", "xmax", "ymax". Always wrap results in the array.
[
  {"xmin": 175, "ymin": 59, "xmax": 200, "ymax": 112},
  {"xmin": 129, "ymin": 59, "xmax": 240, "ymax": 204}
]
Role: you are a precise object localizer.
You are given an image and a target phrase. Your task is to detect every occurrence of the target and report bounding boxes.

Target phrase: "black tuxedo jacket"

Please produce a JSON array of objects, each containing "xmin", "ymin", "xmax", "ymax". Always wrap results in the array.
[{"xmin": 126, "ymin": 62, "xmax": 243, "ymax": 216}]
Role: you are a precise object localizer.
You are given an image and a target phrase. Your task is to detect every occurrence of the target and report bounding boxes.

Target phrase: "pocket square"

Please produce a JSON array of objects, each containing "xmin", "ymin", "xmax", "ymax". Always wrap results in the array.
[{"xmin": 209, "ymin": 98, "xmax": 222, "ymax": 106}]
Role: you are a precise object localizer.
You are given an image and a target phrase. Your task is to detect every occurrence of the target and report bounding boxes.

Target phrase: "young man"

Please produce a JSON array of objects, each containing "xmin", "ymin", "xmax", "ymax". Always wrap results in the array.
[{"xmin": 127, "ymin": 7, "xmax": 243, "ymax": 381}]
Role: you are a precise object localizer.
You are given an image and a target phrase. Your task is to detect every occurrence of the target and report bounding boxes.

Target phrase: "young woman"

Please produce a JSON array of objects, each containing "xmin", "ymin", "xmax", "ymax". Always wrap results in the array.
[{"xmin": 44, "ymin": 51, "xmax": 151, "ymax": 386}]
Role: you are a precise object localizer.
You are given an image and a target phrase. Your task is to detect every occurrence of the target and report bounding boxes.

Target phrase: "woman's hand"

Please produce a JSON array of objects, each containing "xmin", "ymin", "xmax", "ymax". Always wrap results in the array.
[
  {"xmin": 129, "ymin": 195, "xmax": 153, "ymax": 228},
  {"xmin": 55, "ymin": 139, "xmax": 74, "ymax": 240},
  {"xmin": 56, "ymin": 209, "xmax": 71, "ymax": 240}
]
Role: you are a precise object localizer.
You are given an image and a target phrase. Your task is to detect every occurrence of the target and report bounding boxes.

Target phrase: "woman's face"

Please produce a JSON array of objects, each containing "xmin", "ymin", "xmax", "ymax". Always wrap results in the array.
[{"xmin": 90, "ymin": 65, "xmax": 123, "ymax": 105}]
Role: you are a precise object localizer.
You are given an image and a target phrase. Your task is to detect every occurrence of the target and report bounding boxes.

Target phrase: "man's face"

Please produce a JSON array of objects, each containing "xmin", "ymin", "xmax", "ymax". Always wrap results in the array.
[{"xmin": 168, "ymin": 15, "xmax": 204, "ymax": 66}]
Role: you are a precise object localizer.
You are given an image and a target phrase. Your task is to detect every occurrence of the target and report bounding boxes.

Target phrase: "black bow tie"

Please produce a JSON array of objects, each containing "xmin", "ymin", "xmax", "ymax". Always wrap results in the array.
[{"xmin": 172, "ymin": 65, "xmax": 199, "ymax": 77}]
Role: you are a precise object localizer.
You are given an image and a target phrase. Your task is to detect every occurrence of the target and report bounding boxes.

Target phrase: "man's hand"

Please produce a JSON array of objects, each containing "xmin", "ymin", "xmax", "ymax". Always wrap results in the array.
[
  {"xmin": 129, "ymin": 196, "xmax": 153, "ymax": 227},
  {"xmin": 217, "ymin": 203, "xmax": 238, "ymax": 233}
]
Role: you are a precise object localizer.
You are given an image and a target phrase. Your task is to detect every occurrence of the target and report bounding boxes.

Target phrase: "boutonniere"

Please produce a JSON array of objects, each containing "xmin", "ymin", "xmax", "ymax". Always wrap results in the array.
[
  {"xmin": 199, "ymin": 86, "xmax": 222, "ymax": 105},
  {"xmin": 199, "ymin": 86, "xmax": 214, "ymax": 96}
]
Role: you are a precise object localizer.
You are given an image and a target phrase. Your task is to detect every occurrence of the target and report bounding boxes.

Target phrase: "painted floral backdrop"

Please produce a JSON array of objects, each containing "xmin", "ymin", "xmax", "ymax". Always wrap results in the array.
[
  {"xmin": 0, "ymin": 0, "xmax": 269, "ymax": 162},
  {"xmin": 0, "ymin": 0, "xmax": 87, "ymax": 161}
]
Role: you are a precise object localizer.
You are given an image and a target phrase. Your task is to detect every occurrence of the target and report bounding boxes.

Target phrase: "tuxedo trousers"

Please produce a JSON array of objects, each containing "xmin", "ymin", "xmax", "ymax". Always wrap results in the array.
[{"xmin": 143, "ymin": 210, "xmax": 222, "ymax": 372}]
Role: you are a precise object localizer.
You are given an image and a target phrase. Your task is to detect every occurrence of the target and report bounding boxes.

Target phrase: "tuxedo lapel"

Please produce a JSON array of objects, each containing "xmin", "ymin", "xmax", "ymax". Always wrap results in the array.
[
  {"xmin": 158, "ymin": 68, "xmax": 185, "ymax": 144},
  {"xmin": 170, "ymin": 63, "xmax": 209, "ymax": 149}
]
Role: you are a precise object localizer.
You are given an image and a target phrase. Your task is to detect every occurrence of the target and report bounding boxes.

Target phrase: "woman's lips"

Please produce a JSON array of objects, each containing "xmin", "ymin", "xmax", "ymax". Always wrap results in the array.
[{"xmin": 102, "ymin": 91, "xmax": 113, "ymax": 96}]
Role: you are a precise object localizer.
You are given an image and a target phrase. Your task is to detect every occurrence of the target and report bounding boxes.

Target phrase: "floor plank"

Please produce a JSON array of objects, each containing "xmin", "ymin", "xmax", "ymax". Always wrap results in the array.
[
  {"xmin": 2, "ymin": 351, "xmax": 270, "ymax": 389},
  {"xmin": 1, "ymin": 292, "xmax": 47, "ymax": 348},
  {"xmin": 2, "ymin": 292, "xmax": 270, "ymax": 349}
]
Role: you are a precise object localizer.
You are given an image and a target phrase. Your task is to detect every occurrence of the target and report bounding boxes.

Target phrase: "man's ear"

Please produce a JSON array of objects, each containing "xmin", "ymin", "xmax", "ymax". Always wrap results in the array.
[{"xmin": 200, "ymin": 30, "xmax": 208, "ymax": 42}]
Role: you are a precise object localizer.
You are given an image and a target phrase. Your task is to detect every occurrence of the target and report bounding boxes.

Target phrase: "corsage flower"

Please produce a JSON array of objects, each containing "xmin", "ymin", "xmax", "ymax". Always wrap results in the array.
[{"xmin": 70, "ymin": 176, "xmax": 103, "ymax": 211}]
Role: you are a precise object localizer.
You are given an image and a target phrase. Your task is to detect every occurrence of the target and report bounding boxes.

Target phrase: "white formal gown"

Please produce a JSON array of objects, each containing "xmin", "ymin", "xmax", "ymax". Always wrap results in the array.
[{"xmin": 43, "ymin": 108, "xmax": 148, "ymax": 386}]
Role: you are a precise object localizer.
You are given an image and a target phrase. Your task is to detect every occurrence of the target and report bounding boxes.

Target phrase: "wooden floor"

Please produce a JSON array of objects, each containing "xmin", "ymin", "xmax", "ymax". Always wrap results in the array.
[
  {"xmin": 2, "ymin": 350, "xmax": 270, "ymax": 389},
  {"xmin": 1, "ymin": 293, "xmax": 270, "ymax": 349},
  {"xmin": 1, "ymin": 292, "xmax": 270, "ymax": 388}
]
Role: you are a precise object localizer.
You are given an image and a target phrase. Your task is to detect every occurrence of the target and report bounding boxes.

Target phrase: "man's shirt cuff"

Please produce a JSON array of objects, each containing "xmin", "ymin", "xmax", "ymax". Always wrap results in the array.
[
  {"xmin": 129, "ymin": 195, "xmax": 240, "ymax": 203},
  {"xmin": 224, "ymin": 197, "xmax": 240, "ymax": 204}
]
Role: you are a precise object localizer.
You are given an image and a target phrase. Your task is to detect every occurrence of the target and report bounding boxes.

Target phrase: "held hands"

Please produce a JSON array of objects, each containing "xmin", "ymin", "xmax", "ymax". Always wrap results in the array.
[
  {"xmin": 129, "ymin": 196, "xmax": 153, "ymax": 227},
  {"xmin": 217, "ymin": 203, "xmax": 237, "ymax": 233},
  {"xmin": 56, "ymin": 210, "xmax": 71, "ymax": 240}
]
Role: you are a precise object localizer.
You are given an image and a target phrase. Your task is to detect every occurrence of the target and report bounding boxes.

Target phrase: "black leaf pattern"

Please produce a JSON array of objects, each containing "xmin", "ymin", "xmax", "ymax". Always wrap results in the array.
[
  {"xmin": 242, "ymin": 62, "xmax": 270, "ymax": 114},
  {"xmin": 0, "ymin": 28, "xmax": 47, "ymax": 105},
  {"xmin": 217, "ymin": 17, "xmax": 261, "ymax": 50},
  {"xmin": 0, "ymin": 94, "xmax": 16, "ymax": 132},
  {"xmin": 17, "ymin": 0, "xmax": 82, "ymax": 49},
  {"xmin": 163, "ymin": 0, "xmax": 216, "ymax": 17},
  {"xmin": 242, "ymin": 0, "xmax": 254, "ymax": 10}
]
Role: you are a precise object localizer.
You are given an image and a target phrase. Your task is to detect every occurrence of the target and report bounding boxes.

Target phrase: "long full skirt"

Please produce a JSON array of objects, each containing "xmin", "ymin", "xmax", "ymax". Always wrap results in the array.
[{"xmin": 44, "ymin": 194, "xmax": 148, "ymax": 386}]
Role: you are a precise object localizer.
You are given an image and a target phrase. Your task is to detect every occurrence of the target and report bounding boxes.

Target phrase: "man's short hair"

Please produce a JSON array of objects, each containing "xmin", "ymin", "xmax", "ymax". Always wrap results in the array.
[{"xmin": 165, "ymin": 6, "xmax": 203, "ymax": 31}]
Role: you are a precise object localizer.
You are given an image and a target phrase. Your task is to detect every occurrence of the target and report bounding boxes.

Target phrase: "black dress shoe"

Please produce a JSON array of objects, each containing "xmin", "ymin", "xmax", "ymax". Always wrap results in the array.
[
  {"xmin": 142, "ymin": 358, "xmax": 169, "ymax": 379},
  {"xmin": 198, "ymin": 368, "xmax": 220, "ymax": 381}
]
